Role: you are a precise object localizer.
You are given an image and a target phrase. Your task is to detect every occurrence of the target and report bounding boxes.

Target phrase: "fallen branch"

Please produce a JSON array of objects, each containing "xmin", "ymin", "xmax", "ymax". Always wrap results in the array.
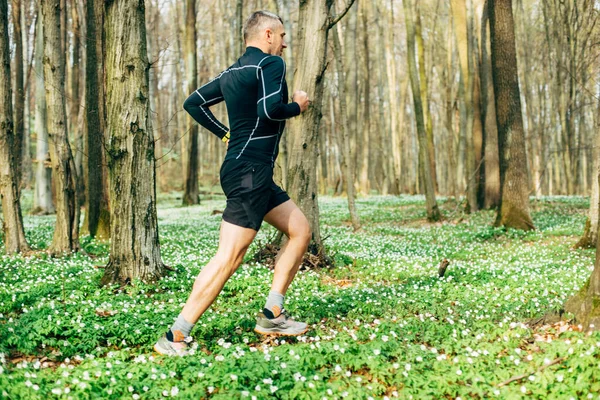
[{"xmin": 497, "ymin": 357, "xmax": 565, "ymax": 387}]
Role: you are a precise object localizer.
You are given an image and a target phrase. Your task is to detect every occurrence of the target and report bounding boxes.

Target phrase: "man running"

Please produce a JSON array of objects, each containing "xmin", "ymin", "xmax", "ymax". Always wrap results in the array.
[{"xmin": 154, "ymin": 10, "xmax": 311, "ymax": 356}]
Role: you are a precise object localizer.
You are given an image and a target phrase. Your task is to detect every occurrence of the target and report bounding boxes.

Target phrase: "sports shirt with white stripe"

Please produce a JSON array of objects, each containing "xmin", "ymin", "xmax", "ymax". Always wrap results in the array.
[{"xmin": 183, "ymin": 46, "xmax": 301, "ymax": 166}]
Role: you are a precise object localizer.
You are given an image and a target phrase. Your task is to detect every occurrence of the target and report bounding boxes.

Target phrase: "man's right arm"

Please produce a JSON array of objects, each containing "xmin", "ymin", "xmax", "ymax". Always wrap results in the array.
[{"xmin": 183, "ymin": 77, "xmax": 230, "ymax": 141}]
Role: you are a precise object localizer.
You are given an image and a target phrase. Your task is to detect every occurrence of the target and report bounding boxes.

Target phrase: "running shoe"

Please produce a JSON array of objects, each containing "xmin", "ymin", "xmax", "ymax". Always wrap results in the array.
[{"xmin": 254, "ymin": 309, "xmax": 309, "ymax": 336}]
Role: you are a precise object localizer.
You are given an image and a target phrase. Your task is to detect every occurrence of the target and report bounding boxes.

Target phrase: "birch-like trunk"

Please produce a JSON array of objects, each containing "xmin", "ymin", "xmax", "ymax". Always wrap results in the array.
[
  {"xmin": 42, "ymin": 0, "xmax": 80, "ymax": 254},
  {"xmin": 11, "ymin": 0, "xmax": 24, "ymax": 187},
  {"xmin": 0, "ymin": 0, "xmax": 29, "ymax": 254},
  {"xmin": 102, "ymin": 0, "xmax": 165, "ymax": 285},
  {"xmin": 33, "ymin": 8, "xmax": 54, "ymax": 215}
]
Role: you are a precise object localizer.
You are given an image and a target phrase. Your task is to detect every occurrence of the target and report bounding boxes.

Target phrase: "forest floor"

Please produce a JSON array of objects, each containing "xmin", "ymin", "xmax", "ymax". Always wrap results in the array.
[{"xmin": 0, "ymin": 193, "xmax": 598, "ymax": 399}]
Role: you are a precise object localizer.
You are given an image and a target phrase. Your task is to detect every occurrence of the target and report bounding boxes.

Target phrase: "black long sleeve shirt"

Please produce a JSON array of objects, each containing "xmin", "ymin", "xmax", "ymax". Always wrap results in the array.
[{"xmin": 183, "ymin": 46, "xmax": 300, "ymax": 166}]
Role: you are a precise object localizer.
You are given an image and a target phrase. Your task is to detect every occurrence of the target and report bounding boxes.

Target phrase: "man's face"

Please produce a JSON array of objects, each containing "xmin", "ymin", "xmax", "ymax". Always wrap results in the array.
[{"xmin": 268, "ymin": 22, "xmax": 287, "ymax": 56}]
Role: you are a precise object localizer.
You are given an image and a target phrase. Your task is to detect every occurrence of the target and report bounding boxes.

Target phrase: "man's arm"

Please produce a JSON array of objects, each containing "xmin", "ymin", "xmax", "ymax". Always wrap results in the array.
[
  {"xmin": 257, "ymin": 57, "xmax": 301, "ymax": 121},
  {"xmin": 183, "ymin": 76, "xmax": 230, "ymax": 141}
]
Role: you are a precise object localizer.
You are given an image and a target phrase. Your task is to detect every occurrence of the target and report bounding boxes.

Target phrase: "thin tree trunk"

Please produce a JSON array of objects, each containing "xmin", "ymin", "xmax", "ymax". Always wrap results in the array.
[
  {"xmin": 69, "ymin": 0, "xmax": 85, "ymax": 208},
  {"xmin": 0, "ymin": 0, "xmax": 29, "ymax": 254},
  {"xmin": 480, "ymin": 0, "xmax": 500, "ymax": 209},
  {"xmin": 42, "ymin": 0, "xmax": 80, "ymax": 254},
  {"xmin": 451, "ymin": 0, "xmax": 477, "ymax": 212},
  {"xmin": 84, "ymin": 0, "xmax": 110, "ymax": 239},
  {"xmin": 384, "ymin": 1, "xmax": 401, "ymax": 193},
  {"xmin": 333, "ymin": 20, "xmax": 360, "ymax": 231},
  {"xmin": 11, "ymin": 0, "xmax": 24, "ymax": 187},
  {"xmin": 102, "ymin": 0, "xmax": 165, "ymax": 285},
  {"xmin": 358, "ymin": 0, "xmax": 370, "ymax": 194},
  {"xmin": 415, "ymin": 2, "xmax": 437, "ymax": 192},
  {"xmin": 183, "ymin": 0, "xmax": 199, "ymax": 205},
  {"xmin": 33, "ymin": 7, "xmax": 54, "ymax": 215},
  {"xmin": 489, "ymin": 0, "xmax": 534, "ymax": 230},
  {"xmin": 403, "ymin": 0, "xmax": 441, "ymax": 222}
]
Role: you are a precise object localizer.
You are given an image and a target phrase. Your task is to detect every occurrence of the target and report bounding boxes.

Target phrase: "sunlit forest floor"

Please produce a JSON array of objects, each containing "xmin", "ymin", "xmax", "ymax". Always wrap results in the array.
[{"xmin": 1, "ymin": 192, "xmax": 598, "ymax": 399}]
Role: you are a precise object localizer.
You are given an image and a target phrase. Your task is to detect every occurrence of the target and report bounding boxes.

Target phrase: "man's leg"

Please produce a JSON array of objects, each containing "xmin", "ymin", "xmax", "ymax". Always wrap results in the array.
[
  {"xmin": 179, "ymin": 220, "xmax": 257, "ymax": 323},
  {"xmin": 263, "ymin": 199, "xmax": 311, "ymax": 295},
  {"xmin": 156, "ymin": 220, "xmax": 256, "ymax": 354},
  {"xmin": 253, "ymin": 200, "xmax": 311, "ymax": 336}
]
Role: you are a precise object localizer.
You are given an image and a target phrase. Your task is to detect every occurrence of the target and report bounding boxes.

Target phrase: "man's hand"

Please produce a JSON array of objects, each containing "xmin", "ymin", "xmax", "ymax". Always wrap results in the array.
[{"xmin": 292, "ymin": 90, "xmax": 310, "ymax": 113}]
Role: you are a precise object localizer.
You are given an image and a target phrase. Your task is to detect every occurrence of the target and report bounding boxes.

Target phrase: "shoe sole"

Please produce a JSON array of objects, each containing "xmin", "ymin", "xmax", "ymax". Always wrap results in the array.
[{"xmin": 253, "ymin": 326, "xmax": 309, "ymax": 337}]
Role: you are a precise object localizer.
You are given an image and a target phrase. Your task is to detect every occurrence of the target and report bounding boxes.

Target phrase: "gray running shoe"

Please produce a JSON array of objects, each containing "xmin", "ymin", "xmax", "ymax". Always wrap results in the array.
[
  {"xmin": 153, "ymin": 335, "xmax": 195, "ymax": 356},
  {"xmin": 254, "ymin": 309, "xmax": 309, "ymax": 336}
]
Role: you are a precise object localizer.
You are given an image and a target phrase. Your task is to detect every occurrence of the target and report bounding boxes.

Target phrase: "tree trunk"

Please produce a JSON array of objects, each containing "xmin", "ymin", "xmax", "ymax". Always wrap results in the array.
[
  {"xmin": 333, "ymin": 20, "xmax": 360, "ymax": 231},
  {"xmin": 182, "ymin": 0, "xmax": 199, "ymax": 205},
  {"xmin": 489, "ymin": 0, "xmax": 534, "ymax": 230},
  {"xmin": 11, "ymin": 0, "xmax": 24, "ymax": 188},
  {"xmin": 574, "ymin": 129, "xmax": 599, "ymax": 249},
  {"xmin": 403, "ymin": 0, "xmax": 441, "ymax": 222},
  {"xmin": 564, "ymin": 145, "xmax": 600, "ymax": 329},
  {"xmin": 358, "ymin": 0, "xmax": 371, "ymax": 194},
  {"xmin": 451, "ymin": 0, "xmax": 477, "ymax": 212},
  {"xmin": 42, "ymin": 0, "xmax": 80, "ymax": 254},
  {"xmin": 480, "ymin": 0, "xmax": 500, "ymax": 209},
  {"xmin": 33, "ymin": 8, "xmax": 55, "ymax": 215},
  {"xmin": 415, "ymin": 2, "xmax": 437, "ymax": 192},
  {"xmin": 286, "ymin": 0, "xmax": 355, "ymax": 252},
  {"xmin": 0, "ymin": 0, "xmax": 29, "ymax": 254},
  {"xmin": 102, "ymin": 0, "xmax": 165, "ymax": 285},
  {"xmin": 70, "ymin": 0, "xmax": 85, "ymax": 208},
  {"xmin": 84, "ymin": 0, "xmax": 110, "ymax": 239}
]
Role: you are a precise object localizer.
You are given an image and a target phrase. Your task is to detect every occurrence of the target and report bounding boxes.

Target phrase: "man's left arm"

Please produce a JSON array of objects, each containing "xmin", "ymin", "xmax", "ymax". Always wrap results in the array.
[{"xmin": 257, "ymin": 57, "xmax": 301, "ymax": 121}]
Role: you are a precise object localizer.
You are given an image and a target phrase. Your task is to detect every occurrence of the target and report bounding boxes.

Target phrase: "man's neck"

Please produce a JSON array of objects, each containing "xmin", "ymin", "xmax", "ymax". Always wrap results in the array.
[{"xmin": 246, "ymin": 42, "xmax": 271, "ymax": 55}]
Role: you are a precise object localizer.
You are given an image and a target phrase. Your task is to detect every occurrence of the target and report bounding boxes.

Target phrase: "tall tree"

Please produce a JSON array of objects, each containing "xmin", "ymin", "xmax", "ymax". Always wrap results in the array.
[
  {"xmin": 479, "ymin": 0, "xmax": 500, "ymax": 209},
  {"xmin": 0, "ymin": 0, "xmax": 29, "ymax": 254},
  {"xmin": 286, "ymin": 0, "xmax": 355, "ymax": 253},
  {"xmin": 451, "ymin": 0, "xmax": 477, "ymax": 212},
  {"xmin": 70, "ymin": 0, "xmax": 85, "ymax": 207},
  {"xmin": 11, "ymin": 0, "xmax": 24, "ymax": 187},
  {"xmin": 84, "ymin": 0, "xmax": 110, "ymax": 239},
  {"xmin": 33, "ymin": 7, "xmax": 55, "ymax": 215},
  {"xmin": 182, "ymin": 0, "xmax": 199, "ymax": 205},
  {"xmin": 403, "ymin": 0, "xmax": 441, "ymax": 222},
  {"xmin": 489, "ymin": 0, "xmax": 534, "ymax": 230},
  {"xmin": 333, "ymin": 16, "xmax": 360, "ymax": 231},
  {"xmin": 42, "ymin": 0, "xmax": 80, "ymax": 253},
  {"xmin": 102, "ymin": 0, "xmax": 166, "ymax": 285}
]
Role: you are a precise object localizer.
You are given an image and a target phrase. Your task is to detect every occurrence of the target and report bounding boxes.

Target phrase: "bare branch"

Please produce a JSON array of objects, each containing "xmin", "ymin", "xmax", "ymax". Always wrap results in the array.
[{"xmin": 328, "ymin": 0, "xmax": 356, "ymax": 30}]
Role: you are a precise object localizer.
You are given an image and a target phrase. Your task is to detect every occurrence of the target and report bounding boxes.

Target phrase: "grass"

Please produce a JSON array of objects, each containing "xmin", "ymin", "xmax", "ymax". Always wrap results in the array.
[{"xmin": 0, "ymin": 193, "xmax": 598, "ymax": 399}]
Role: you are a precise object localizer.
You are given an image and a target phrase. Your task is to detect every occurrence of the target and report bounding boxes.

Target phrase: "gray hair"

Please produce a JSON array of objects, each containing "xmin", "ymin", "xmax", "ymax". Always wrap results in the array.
[{"xmin": 243, "ymin": 11, "xmax": 283, "ymax": 42}]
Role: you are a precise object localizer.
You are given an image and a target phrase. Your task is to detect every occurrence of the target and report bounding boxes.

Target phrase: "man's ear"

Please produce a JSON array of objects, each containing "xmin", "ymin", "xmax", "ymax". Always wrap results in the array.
[{"xmin": 265, "ymin": 28, "xmax": 273, "ymax": 43}]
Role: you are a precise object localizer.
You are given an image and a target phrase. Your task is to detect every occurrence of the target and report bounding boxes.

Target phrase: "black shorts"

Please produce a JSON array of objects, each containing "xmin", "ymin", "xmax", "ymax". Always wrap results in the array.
[{"xmin": 219, "ymin": 159, "xmax": 290, "ymax": 231}]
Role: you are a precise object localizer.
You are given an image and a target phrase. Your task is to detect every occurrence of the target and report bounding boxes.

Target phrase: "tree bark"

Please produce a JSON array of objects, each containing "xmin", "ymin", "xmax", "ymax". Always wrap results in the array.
[
  {"xmin": 182, "ymin": 0, "xmax": 199, "ymax": 205},
  {"xmin": 480, "ymin": 0, "xmax": 500, "ymax": 209},
  {"xmin": 102, "ymin": 0, "xmax": 165, "ymax": 285},
  {"xmin": 0, "ymin": 0, "xmax": 29, "ymax": 254},
  {"xmin": 70, "ymin": 0, "xmax": 85, "ymax": 208},
  {"xmin": 286, "ymin": 0, "xmax": 355, "ymax": 252},
  {"xmin": 451, "ymin": 0, "xmax": 477, "ymax": 212},
  {"xmin": 403, "ymin": 0, "xmax": 441, "ymax": 222},
  {"xmin": 42, "ymin": 0, "xmax": 80, "ymax": 254},
  {"xmin": 333, "ymin": 19, "xmax": 360, "ymax": 231},
  {"xmin": 33, "ymin": 7, "xmax": 55, "ymax": 215},
  {"xmin": 415, "ymin": 2, "xmax": 437, "ymax": 192},
  {"xmin": 574, "ymin": 129, "xmax": 599, "ymax": 249},
  {"xmin": 11, "ymin": 0, "xmax": 24, "ymax": 187},
  {"xmin": 84, "ymin": 0, "xmax": 110, "ymax": 239},
  {"xmin": 489, "ymin": 0, "xmax": 534, "ymax": 230}
]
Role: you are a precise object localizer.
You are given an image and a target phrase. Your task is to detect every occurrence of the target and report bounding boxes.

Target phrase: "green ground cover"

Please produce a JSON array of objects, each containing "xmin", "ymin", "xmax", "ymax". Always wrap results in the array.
[{"xmin": 0, "ymin": 194, "xmax": 598, "ymax": 399}]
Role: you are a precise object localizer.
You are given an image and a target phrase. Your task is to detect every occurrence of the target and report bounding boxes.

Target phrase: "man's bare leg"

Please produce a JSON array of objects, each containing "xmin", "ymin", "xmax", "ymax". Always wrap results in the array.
[
  {"xmin": 264, "ymin": 200, "xmax": 311, "ymax": 295},
  {"xmin": 180, "ymin": 220, "xmax": 257, "ymax": 323}
]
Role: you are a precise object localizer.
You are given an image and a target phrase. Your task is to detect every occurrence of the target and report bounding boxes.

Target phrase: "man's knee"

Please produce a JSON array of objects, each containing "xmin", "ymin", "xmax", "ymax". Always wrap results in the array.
[{"xmin": 292, "ymin": 220, "xmax": 311, "ymax": 248}]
